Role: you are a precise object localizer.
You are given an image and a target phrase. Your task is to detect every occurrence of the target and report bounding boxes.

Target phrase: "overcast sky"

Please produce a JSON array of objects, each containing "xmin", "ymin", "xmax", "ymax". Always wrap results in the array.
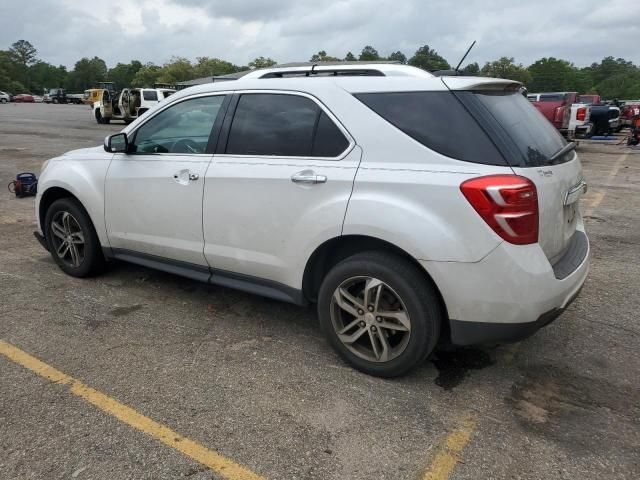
[{"xmin": 2, "ymin": 0, "xmax": 639, "ymax": 70}]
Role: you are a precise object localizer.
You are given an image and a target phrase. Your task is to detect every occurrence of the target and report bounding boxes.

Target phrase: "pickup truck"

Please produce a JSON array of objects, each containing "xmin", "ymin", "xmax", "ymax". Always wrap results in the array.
[
  {"xmin": 578, "ymin": 94, "xmax": 601, "ymax": 105},
  {"xmin": 527, "ymin": 92, "xmax": 591, "ymax": 139},
  {"xmin": 93, "ymin": 87, "xmax": 175, "ymax": 124},
  {"xmin": 43, "ymin": 88, "xmax": 84, "ymax": 104},
  {"xmin": 527, "ymin": 92, "xmax": 579, "ymax": 134}
]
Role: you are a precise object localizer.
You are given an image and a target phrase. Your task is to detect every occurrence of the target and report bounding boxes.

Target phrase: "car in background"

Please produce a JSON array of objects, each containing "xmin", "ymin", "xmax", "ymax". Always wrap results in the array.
[
  {"xmin": 93, "ymin": 87, "xmax": 175, "ymax": 124},
  {"xmin": 568, "ymin": 103, "xmax": 592, "ymax": 139},
  {"xmin": 621, "ymin": 102, "xmax": 640, "ymax": 127},
  {"xmin": 527, "ymin": 92, "xmax": 579, "ymax": 136},
  {"xmin": 43, "ymin": 88, "xmax": 83, "ymax": 104},
  {"xmin": 578, "ymin": 94, "xmax": 601, "ymax": 105},
  {"xmin": 0, "ymin": 91, "xmax": 10, "ymax": 103},
  {"xmin": 83, "ymin": 88, "xmax": 103, "ymax": 106},
  {"xmin": 37, "ymin": 67, "xmax": 590, "ymax": 377},
  {"xmin": 33, "ymin": 95, "xmax": 44, "ymax": 103},
  {"xmin": 14, "ymin": 94, "xmax": 35, "ymax": 103}
]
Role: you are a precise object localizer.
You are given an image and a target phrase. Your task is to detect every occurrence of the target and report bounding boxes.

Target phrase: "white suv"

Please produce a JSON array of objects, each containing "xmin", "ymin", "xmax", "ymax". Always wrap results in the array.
[{"xmin": 35, "ymin": 67, "xmax": 589, "ymax": 376}]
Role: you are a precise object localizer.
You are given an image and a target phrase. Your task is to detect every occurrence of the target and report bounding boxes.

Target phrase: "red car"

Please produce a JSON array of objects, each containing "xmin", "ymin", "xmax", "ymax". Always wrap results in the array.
[
  {"xmin": 14, "ymin": 94, "xmax": 35, "ymax": 103},
  {"xmin": 621, "ymin": 102, "xmax": 640, "ymax": 127},
  {"xmin": 527, "ymin": 92, "xmax": 579, "ymax": 134}
]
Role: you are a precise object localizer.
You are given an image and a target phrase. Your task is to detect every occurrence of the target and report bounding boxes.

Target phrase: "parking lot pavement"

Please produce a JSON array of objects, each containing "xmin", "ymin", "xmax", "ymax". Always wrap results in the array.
[{"xmin": 1, "ymin": 103, "xmax": 639, "ymax": 479}]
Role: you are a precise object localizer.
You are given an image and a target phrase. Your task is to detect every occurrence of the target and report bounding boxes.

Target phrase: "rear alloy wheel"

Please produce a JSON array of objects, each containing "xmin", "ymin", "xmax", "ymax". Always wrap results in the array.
[
  {"xmin": 318, "ymin": 251, "xmax": 441, "ymax": 377},
  {"xmin": 330, "ymin": 276, "xmax": 412, "ymax": 363},
  {"xmin": 45, "ymin": 198, "xmax": 104, "ymax": 277}
]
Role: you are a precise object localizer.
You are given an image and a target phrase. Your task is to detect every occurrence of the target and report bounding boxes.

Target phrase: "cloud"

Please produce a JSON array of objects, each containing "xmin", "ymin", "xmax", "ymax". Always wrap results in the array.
[{"xmin": 1, "ymin": 0, "xmax": 638, "ymax": 70}]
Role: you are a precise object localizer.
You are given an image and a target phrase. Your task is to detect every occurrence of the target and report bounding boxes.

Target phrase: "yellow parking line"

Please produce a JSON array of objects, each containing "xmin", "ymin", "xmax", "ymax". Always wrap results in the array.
[
  {"xmin": 584, "ymin": 152, "xmax": 628, "ymax": 216},
  {"xmin": 422, "ymin": 414, "xmax": 477, "ymax": 480},
  {"xmin": 0, "ymin": 340, "xmax": 264, "ymax": 480}
]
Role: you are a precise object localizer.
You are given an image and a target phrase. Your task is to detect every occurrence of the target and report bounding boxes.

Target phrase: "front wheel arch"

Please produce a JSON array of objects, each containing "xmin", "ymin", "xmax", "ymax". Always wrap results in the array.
[{"xmin": 39, "ymin": 188, "xmax": 87, "ymax": 238}]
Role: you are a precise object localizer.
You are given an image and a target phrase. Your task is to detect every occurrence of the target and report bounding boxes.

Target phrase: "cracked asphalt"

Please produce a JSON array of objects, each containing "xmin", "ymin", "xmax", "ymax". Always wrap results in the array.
[{"xmin": 1, "ymin": 103, "xmax": 639, "ymax": 479}]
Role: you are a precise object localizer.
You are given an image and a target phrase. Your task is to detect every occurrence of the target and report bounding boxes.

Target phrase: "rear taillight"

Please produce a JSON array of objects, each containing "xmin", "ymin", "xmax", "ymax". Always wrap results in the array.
[
  {"xmin": 460, "ymin": 175, "xmax": 538, "ymax": 245},
  {"xmin": 577, "ymin": 107, "xmax": 587, "ymax": 122}
]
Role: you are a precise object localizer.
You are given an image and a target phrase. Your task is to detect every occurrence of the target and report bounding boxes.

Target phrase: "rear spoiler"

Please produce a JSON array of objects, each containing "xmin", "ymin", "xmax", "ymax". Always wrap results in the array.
[{"xmin": 441, "ymin": 77, "xmax": 522, "ymax": 92}]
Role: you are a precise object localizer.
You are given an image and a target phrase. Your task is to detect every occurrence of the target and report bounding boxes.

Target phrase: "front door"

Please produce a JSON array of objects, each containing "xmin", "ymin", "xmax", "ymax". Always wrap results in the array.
[
  {"xmin": 203, "ymin": 92, "xmax": 360, "ymax": 288},
  {"xmin": 105, "ymin": 94, "xmax": 228, "ymax": 267}
]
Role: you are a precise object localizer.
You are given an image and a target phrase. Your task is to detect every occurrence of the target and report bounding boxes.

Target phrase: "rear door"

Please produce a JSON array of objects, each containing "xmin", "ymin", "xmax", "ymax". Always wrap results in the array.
[
  {"xmin": 203, "ymin": 91, "xmax": 359, "ymax": 287},
  {"xmin": 462, "ymin": 89, "xmax": 585, "ymax": 263}
]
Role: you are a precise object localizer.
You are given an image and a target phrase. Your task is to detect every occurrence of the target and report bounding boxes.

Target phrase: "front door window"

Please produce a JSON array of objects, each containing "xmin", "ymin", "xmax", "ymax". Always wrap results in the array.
[{"xmin": 131, "ymin": 95, "xmax": 225, "ymax": 154}]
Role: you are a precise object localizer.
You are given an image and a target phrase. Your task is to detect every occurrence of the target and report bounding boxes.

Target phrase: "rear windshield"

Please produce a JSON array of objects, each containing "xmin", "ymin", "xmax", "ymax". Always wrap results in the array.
[
  {"xmin": 539, "ymin": 94, "xmax": 564, "ymax": 102},
  {"xmin": 460, "ymin": 91, "xmax": 569, "ymax": 167},
  {"xmin": 355, "ymin": 91, "xmax": 506, "ymax": 166}
]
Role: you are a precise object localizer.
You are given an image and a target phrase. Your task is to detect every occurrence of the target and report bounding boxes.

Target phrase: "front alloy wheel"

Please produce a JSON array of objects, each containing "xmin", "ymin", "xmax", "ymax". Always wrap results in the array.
[
  {"xmin": 44, "ymin": 197, "xmax": 104, "ymax": 277},
  {"xmin": 50, "ymin": 211, "xmax": 85, "ymax": 268},
  {"xmin": 331, "ymin": 276, "xmax": 411, "ymax": 363}
]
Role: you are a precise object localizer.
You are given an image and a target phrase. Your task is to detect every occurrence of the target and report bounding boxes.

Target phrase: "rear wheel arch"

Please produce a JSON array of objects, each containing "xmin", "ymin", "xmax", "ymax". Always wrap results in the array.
[{"xmin": 302, "ymin": 234, "xmax": 448, "ymax": 316}]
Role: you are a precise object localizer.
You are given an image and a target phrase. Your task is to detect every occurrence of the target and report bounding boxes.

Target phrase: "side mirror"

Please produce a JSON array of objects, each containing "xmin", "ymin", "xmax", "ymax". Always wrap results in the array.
[{"xmin": 104, "ymin": 132, "xmax": 128, "ymax": 153}]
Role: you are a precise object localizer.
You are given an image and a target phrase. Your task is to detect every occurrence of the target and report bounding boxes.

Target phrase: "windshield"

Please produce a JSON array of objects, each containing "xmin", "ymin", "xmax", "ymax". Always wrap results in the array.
[{"xmin": 462, "ymin": 90, "xmax": 570, "ymax": 167}]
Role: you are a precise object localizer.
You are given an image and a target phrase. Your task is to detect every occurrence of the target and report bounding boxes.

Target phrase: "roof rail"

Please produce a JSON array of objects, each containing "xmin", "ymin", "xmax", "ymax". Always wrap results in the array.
[{"xmin": 259, "ymin": 68, "xmax": 386, "ymax": 79}]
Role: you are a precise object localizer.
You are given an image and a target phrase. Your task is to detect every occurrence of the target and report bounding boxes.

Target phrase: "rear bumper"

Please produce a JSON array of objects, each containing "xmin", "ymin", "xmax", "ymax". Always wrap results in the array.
[
  {"xmin": 422, "ymin": 226, "xmax": 589, "ymax": 345},
  {"xmin": 448, "ymin": 285, "xmax": 582, "ymax": 345}
]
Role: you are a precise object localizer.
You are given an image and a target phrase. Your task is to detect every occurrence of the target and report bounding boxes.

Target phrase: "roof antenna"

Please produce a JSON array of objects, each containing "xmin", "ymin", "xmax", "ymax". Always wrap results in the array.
[{"xmin": 454, "ymin": 40, "xmax": 476, "ymax": 73}]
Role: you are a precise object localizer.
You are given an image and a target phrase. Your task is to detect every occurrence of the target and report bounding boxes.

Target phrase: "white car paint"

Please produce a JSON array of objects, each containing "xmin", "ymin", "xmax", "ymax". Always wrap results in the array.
[
  {"xmin": 37, "ymin": 65, "xmax": 589, "ymax": 344},
  {"xmin": 567, "ymin": 103, "xmax": 592, "ymax": 139}
]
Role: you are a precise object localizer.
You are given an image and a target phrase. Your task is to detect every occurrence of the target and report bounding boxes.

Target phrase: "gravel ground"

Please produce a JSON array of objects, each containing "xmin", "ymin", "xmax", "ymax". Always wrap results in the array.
[{"xmin": 1, "ymin": 103, "xmax": 638, "ymax": 480}]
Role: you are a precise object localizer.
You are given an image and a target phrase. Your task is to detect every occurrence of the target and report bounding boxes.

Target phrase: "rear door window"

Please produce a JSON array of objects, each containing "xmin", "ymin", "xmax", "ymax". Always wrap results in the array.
[
  {"xmin": 226, "ymin": 93, "xmax": 349, "ymax": 157},
  {"xmin": 355, "ymin": 91, "xmax": 506, "ymax": 165}
]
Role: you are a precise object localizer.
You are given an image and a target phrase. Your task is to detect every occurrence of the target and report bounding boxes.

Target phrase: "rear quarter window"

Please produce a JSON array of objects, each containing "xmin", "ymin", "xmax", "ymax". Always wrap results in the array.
[
  {"xmin": 459, "ymin": 90, "xmax": 569, "ymax": 167},
  {"xmin": 355, "ymin": 91, "xmax": 506, "ymax": 166},
  {"xmin": 143, "ymin": 91, "xmax": 158, "ymax": 101}
]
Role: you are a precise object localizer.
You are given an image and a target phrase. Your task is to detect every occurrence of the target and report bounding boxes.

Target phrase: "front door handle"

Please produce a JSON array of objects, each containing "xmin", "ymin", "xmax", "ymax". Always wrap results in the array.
[
  {"xmin": 291, "ymin": 170, "xmax": 327, "ymax": 185},
  {"xmin": 173, "ymin": 169, "xmax": 199, "ymax": 185}
]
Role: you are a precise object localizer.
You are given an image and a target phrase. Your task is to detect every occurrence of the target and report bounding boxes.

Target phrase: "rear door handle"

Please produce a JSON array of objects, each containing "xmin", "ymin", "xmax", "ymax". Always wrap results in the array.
[{"xmin": 291, "ymin": 170, "xmax": 327, "ymax": 185}]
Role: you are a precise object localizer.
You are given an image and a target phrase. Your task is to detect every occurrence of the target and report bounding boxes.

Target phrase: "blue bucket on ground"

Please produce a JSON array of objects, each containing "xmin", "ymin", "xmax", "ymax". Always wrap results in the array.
[{"xmin": 8, "ymin": 172, "xmax": 38, "ymax": 198}]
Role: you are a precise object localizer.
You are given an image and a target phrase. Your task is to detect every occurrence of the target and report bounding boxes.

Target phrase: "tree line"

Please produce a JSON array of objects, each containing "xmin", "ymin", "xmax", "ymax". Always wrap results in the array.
[{"xmin": 2, "ymin": 40, "xmax": 640, "ymax": 99}]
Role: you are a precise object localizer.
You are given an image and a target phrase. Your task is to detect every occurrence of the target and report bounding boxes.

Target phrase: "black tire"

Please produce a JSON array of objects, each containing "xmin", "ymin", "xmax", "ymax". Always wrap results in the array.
[
  {"xmin": 318, "ymin": 251, "xmax": 442, "ymax": 377},
  {"xmin": 52, "ymin": 98, "xmax": 58, "ymax": 104},
  {"xmin": 95, "ymin": 110, "xmax": 104, "ymax": 124},
  {"xmin": 44, "ymin": 198, "xmax": 105, "ymax": 277},
  {"xmin": 0, "ymin": 98, "xmax": 7, "ymax": 103}
]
